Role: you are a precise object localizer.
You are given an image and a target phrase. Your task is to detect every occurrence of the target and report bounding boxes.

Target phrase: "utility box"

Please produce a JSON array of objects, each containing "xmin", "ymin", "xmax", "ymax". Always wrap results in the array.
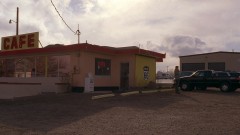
[{"xmin": 84, "ymin": 73, "xmax": 94, "ymax": 92}]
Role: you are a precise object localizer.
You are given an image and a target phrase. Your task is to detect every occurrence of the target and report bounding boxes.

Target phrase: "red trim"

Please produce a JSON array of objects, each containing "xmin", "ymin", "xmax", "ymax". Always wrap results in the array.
[
  {"xmin": 0, "ymin": 82, "xmax": 41, "ymax": 85},
  {"xmin": 0, "ymin": 43, "xmax": 166, "ymax": 61},
  {"xmin": 55, "ymin": 83, "xmax": 69, "ymax": 85}
]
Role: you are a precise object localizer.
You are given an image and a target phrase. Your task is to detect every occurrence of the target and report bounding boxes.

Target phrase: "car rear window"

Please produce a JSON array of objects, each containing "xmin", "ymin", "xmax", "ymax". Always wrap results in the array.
[{"xmin": 213, "ymin": 72, "xmax": 229, "ymax": 77}]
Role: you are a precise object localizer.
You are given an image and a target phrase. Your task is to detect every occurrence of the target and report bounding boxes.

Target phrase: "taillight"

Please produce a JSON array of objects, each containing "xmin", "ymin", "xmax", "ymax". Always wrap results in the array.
[
  {"xmin": 230, "ymin": 76, "xmax": 240, "ymax": 80},
  {"xmin": 235, "ymin": 77, "xmax": 240, "ymax": 80}
]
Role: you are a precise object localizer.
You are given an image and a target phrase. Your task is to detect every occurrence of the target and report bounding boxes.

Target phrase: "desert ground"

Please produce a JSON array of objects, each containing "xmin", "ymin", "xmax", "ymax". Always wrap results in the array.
[{"xmin": 0, "ymin": 88, "xmax": 240, "ymax": 135}]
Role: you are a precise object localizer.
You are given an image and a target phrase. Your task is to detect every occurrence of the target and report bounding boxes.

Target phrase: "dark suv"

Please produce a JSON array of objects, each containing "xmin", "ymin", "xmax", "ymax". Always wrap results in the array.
[
  {"xmin": 228, "ymin": 72, "xmax": 240, "ymax": 78},
  {"xmin": 177, "ymin": 70, "xmax": 240, "ymax": 92}
]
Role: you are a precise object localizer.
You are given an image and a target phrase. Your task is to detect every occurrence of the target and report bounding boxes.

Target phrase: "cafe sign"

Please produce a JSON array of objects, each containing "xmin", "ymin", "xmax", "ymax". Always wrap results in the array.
[{"xmin": 1, "ymin": 32, "xmax": 39, "ymax": 51}]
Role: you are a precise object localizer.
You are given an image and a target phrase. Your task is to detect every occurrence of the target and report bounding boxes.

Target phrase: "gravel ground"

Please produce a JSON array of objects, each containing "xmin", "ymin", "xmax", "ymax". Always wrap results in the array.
[{"xmin": 0, "ymin": 89, "xmax": 240, "ymax": 135}]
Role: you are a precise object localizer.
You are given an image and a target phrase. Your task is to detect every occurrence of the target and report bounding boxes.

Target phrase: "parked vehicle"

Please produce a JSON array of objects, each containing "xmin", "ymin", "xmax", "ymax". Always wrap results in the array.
[
  {"xmin": 212, "ymin": 71, "xmax": 230, "ymax": 77},
  {"xmin": 177, "ymin": 70, "xmax": 240, "ymax": 92},
  {"xmin": 227, "ymin": 71, "xmax": 240, "ymax": 78},
  {"xmin": 179, "ymin": 71, "xmax": 194, "ymax": 77}
]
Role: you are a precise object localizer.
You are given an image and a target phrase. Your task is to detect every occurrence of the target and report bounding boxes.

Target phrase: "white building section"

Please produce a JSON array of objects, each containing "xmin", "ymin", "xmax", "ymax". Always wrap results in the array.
[{"xmin": 0, "ymin": 77, "xmax": 69, "ymax": 99}]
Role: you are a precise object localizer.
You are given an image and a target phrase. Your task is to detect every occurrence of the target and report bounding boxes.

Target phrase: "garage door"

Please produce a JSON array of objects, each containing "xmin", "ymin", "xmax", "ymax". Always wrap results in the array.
[
  {"xmin": 182, "ymin": 63, "xmax": 205, "ymax": 71},
  {"xmin": 208, "ymin": 62, "xmax": 225, "ymax": 71}
]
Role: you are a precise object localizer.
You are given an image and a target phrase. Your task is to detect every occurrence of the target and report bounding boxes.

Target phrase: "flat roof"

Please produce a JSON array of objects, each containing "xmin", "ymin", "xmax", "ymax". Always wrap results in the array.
[
  {"xmin": 0, "ymin": 43, "xmax": 166, "ymax": 62},
  {"xmin": 179, "ymin": 51, "xmax": 240, "ymax": 58}
]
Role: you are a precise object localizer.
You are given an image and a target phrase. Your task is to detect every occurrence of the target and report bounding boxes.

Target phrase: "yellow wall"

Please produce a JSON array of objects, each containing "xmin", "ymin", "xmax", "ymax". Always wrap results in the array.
[{"xmin": 135, "ymin": 55, "xmax": 156, "ymax": 87}]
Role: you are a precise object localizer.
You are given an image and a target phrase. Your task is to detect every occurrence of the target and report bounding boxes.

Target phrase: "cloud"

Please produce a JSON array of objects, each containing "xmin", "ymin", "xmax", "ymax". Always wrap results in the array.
[
  {"xmin": 1, "ymin": 0, "xmax": 240, "ymax": 71},
  {"xmin": 162, "ymin": 35, "xmax": 210, "ymax": 57},
  {"xmin": 140, "ymin": 35, "xmax": 210, "ymax": 57}
]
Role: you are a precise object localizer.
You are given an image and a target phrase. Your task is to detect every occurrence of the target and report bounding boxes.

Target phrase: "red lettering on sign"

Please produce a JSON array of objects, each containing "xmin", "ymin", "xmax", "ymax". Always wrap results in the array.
[
  {"xmin": 28, "ymin": 34, "xmax": 34, "ymax": 47},
  {"xmin": 1, "ymin": 32, "xmax": 38, "ymax": 51},
  {"xmin": 11, "ymin": 37, "xmax": 18, "ymax": 49},
  {"xmin": 19, "ymin": 35, "xmax": 26, "ymax": 48},
  {"xmin": 3, "ymin": 38, "xmax": 10, "ymax": 50}
]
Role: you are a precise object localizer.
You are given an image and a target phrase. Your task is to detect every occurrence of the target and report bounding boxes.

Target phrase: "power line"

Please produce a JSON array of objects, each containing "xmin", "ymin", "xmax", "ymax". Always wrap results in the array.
[
  {"xmin": 38, "ymin": 40, "xmax": 44, "ymax": 48},
  {"xmin": 50, "ymin": 0, "xmax": 76, "ymax": 34},
  {"xmin": 0, "ymin": 1, "xmax": 8, "ymax": 9}
]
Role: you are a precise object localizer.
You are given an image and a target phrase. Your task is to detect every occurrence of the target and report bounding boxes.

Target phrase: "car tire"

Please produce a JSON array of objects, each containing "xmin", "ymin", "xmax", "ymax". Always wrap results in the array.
[
  {"xmin": 180, "ymin": 82, "xmax": 193, "ymax": 91},
  {"xmin": 220, "ymin": 82, "xmax": 231, "ymax": 92}
]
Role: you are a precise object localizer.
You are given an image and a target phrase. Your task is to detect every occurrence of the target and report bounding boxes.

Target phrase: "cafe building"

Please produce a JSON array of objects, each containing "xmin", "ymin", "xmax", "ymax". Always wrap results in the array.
[{"xmin": 0, "ymin": 32, "xmax": 166, "ymax": 99}]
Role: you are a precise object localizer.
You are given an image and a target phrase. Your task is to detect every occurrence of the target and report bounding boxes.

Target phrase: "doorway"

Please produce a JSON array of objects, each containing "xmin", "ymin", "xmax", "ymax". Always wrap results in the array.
[{"xmin": 120, "ymin": 63, "xmax": 129, "ymax": 91}]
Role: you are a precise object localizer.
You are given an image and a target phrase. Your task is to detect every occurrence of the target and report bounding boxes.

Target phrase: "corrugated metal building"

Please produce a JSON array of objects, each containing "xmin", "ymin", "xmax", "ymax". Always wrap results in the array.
[{"xmin": 179, "ymin": 51, "xmax": 240, "ymax": 71}]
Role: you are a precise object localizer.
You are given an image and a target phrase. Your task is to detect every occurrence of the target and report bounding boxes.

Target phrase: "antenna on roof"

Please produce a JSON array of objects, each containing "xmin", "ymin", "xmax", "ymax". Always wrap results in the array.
[
  {"xmin": 75, "ymin": 24, "xmax": 81, "ymax": 44},
  {"xmin": 139, "ymin": 44, "xmax": 141, "ymax": 54}
]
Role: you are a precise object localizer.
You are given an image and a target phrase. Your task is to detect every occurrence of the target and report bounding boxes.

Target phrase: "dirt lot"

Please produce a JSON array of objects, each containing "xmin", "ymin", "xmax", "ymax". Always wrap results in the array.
[{"xmin": 0, "ymin": 88, "xmax": 240, "ymax": 135}]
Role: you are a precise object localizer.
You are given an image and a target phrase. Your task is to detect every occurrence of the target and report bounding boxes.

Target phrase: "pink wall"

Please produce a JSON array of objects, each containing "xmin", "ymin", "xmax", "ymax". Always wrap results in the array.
[{"xmin": 70, "ymin": 51, "xmax": 136, "ymax": 88}]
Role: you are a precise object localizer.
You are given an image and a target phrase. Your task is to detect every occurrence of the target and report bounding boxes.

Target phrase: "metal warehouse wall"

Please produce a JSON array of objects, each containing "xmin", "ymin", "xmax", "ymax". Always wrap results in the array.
[{"xmin": 179, "ymin": 52, "xmax": 240, "ymax": 72}]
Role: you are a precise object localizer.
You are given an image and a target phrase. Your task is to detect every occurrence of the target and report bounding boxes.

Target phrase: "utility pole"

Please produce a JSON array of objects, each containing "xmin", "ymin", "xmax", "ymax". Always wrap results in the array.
[
  {"xmin": 9, "ymin": 7, "xmax": 19, "ymax": 35},
  {"xmin": 16, "ymin": 7, "xmax": 19, "ymax": 35},
  {"xmin": 76, "ymin": 24, "xmax": 81, "ymax": 44}
]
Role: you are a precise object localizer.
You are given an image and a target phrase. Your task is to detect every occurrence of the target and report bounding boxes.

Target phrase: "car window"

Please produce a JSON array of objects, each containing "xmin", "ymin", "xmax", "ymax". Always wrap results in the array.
[
  {"xmin": 220, "ymin": 73, "xmax": 228, "ymax": 77},
  {"xmin": 180, "ymin": 71, "xmax": 193, "ymax": 77},
  {"xmin": 229, "ymin": 72, "xmax": 240, "ymax": 77},
  {"xmin": 213, "ymin": 72, "xmax": 229, "ymax": 77},
  {"xmin": 195, "ymin": 71, "xmax": 205, "ymax": 77},
  {"xmin": 198, "ymin": 72, "xmax": 204, "ymax": 77},
  {"xmin": 205, "ymin": 71, "xmax": 212, "ymax": 77}
]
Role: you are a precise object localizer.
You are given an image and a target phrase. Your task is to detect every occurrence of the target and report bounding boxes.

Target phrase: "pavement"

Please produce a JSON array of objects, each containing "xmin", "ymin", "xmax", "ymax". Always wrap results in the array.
[{"xmin": 2, "ymin": 88, "xmax": 239, "ymax": 135}]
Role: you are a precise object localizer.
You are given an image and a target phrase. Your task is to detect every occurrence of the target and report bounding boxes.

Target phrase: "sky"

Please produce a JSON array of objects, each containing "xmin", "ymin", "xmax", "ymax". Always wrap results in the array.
[{"xmin": 1, "ymin": 0, "xmax": 240, "ymax": 72}]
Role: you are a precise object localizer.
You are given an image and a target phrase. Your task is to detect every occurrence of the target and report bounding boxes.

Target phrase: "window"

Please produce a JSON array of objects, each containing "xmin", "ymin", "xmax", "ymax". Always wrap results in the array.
[
  {"xmin": 95, "ymin": 58, "xmax": 111, "ymax": 75},
  {"xmin": 46, "ymin": 55, "xmax": 71, "ymax": 77},
  {"xmin": 47, "ymin": 56, "xmax": 58, "ymax": 77},
  {"xmin": 14, "ymin": 57, "xmax": 35, "ymax": 77},
  {"xmin": 195, "ymin": 71, "xmax": 211, "ymax": 77},
  {"xmin": 4, "ymin": 59, "xmax": 15, "ymax": 77},
  {"xmin": 0, "ymin": 59, "xmax": 4, "ymax": 77},
  {"xmin": 0, "ymin": 55, "xmax": 71, "ymax": 77},
  {"xmin": 198, "ymin": 72, "xmax": 205, "ymax": 77},
  {"xmin": 36, "ymin": 56, "xmax": 46, "ymax": 77},
  {"xmin": 213, "ymin": 72, "xmax": 229, "ymax": 77},
  {"xmin": 58, "ymin": 55, "xmax": 71, "ymax": 76}
]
